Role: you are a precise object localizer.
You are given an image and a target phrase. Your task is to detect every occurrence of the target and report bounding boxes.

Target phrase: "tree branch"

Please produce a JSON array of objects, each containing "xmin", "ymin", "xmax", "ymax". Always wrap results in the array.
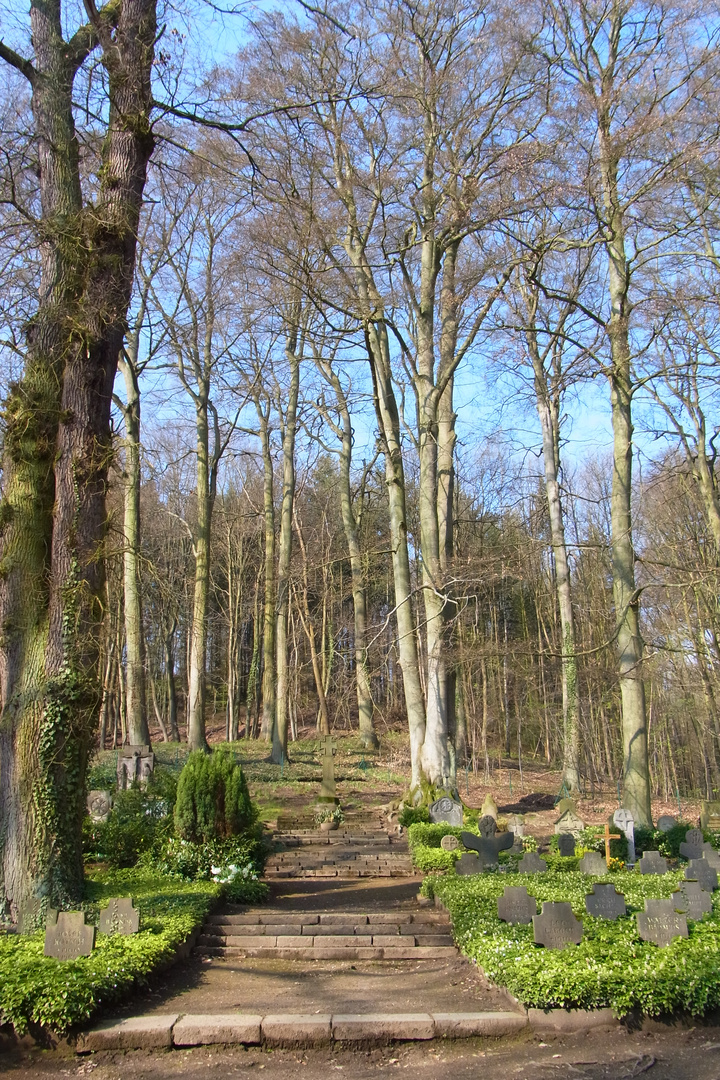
[{"xmin": 0, "ymin": 41, "xmax": 35, "ymax": 83}]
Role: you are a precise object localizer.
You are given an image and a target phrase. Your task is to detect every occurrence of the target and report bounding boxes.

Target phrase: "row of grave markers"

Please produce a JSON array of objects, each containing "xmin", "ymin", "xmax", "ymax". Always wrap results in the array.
[{"xmin": 18, "ymin": 897, "xmax": 139, "ymax": 960}]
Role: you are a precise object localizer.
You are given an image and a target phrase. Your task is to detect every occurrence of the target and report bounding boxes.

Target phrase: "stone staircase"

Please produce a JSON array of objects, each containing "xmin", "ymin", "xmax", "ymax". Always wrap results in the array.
[
  {"xmin": 263, "ymin": 828, "xmax": 413, "ymax": 879},
  {"xmin": 195, "ymin": 909, "xmax": 456, "ymax": 960}
]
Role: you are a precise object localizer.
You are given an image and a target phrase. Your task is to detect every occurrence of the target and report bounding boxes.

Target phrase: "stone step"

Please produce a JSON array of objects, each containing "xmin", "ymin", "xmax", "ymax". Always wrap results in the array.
[
  {"xmin": 195, "ymin": 944, "xmax": 459, "ymax": 960},
  {"xmin": 205, "ymin": 912, "xmax": 450, "ymax": 927}
]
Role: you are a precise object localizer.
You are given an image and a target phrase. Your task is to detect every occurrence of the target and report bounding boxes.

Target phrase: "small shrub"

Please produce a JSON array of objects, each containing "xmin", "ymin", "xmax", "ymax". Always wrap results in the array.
[
  {"xmin": 315, "ymin": 805, "xmax": 344, "ymax": 826},
  {"xmin": 399, "ymin": 805, "xmax": 430, "ymax": 827},
  {"xmin": 83, "ymin": 771, "xmax": 177, "ymax": 868},
  {"xmin": 174, "ymin": 749, "xmax": 254, "ymax": 842},
  {"xmin": 151, "ymin": 832, "xmax": 263, "ymax": 881}
]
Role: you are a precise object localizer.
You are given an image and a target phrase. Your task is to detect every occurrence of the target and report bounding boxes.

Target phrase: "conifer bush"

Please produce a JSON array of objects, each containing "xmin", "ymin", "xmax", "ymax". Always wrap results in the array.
[{"xmin": 174, "ymin": 748, "xmax": 254, "ymax": 842}]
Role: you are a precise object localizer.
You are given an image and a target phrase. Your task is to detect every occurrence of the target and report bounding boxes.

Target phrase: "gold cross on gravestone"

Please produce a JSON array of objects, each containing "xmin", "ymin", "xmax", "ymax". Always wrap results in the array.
[{"xmin": 604, "ymin": 822, "xmax": 620, "ymax": 868}]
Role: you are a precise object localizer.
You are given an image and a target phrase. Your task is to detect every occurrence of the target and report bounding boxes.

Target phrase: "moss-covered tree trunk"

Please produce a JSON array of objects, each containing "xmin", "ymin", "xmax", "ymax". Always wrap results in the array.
[{"xmin": 0, "ymin": 0, "xmax": 156, "ymax": 916}]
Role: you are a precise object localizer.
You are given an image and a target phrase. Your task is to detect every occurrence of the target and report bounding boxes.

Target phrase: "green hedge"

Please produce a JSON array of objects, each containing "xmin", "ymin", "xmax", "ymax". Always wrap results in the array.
[
  {"xmin": 0, "ymin": 869, "xmax": 220, "ymax": 1034},
  {"xmin": 425, "ymin": 868, "xmax": 720, "ymax": 1017}
]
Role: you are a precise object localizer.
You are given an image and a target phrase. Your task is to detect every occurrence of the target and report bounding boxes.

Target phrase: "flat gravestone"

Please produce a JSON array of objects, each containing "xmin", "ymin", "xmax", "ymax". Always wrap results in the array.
[
  {"xmin": 99, "ymin": 897, "xmax": 139, "ymax": 935},
  {"xmin": 18, "ymin": 897, "xmax": 42, "ymax": 934},
  {"xmin": 429, "ymin": 796, "xmax": 463, "ymax": 826},
  {"xmin": 44, "ymin": 911, "xmax": 96, "ymax": 959},
  {"xmin": 637, "ymin": 899, "xmax": 688, "ymax": 946},
  {"xmin": 657, "ymin": 815, "xmax": 676, "ymax": 833},
  {"xmin": 480, "ymin": 794, "xmax": 499, "ymax": 821},
  {"xmin": 518, "ymin": 852, "xmax": 547, "ymax": 874},
  {"xmin": 87, "ymin": 790, "xmax": 113, "ymax": 822},
  {"xmin": 579, "ymin": 852, "xmax": 607, "ymax": 875},
  {"xmin": 461, "ymin": 827, "xmax": 513, "ymax": 867},
  {"xmin": 585, "ymin": 883, "xmax": 626, "ymax": 920},
  {"xmin": 685, "ymin": 858, "xmax": 718, "ymax": 892},
  {"xmin": 614, "ymin": 809, "xmax": 636, "ymax": 864},
  {"xmin": 554, "ymin": 810, "xmax": 585, "ymax": 838},
  {"xmin": 702, "ymin": 843, "xmax": 720, "ymax": 871},
  {"xmin": 440, "ymin": 834, "xmax": 460, "ymax": 852},
  {"xmin": 639, "ymin": 850, "xmax": 668, "ymax": 875},
  {"xmin": 533, "ymin": 902, "xmax": 582, "ymax": 949},
  {"xmin": 497, "ymin": 886, "xmax": 537, "ymax": 925},
  {"xmin": 557, "ymin": 833, "xmax": 576, "ymax": 857},
  {"xmin": 672, "ymin": 880, "xmax": 713, "ymax": 920},
  {"xmin": 701, "ymin": 801, "xmax": 720, "ymax": 830},
  {"xmin": 455, "ymin": 852, "xmax": 481, "ymax": 876},
  {"xmin": 680, "ymin": 829, "xmax": 705, "ymax": 861}
]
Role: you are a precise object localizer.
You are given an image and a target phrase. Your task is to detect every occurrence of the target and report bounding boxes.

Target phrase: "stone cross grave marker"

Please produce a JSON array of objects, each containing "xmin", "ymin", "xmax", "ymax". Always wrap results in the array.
[
  {"xmin": 87, "ymin": 790, "xmax": 112, "ymax": 822},
  {"xmin": 672, "ymin": 880, "xmax": 713, "ymax": 920},
  {"xmin": 533, "ymin": 901, "xmax": 583, "ymax": 949},
  {"xmin": 585, "ymin": 883, "xmax": 626, "ymax": 920},
  {"xmin": 680, "ymin": 829, "xmax": 705, "ymax": 861},
  {"xmin": 440, "ymin": 834, "xmax": 459, "ymax": 852},
  {"xmin": 461, "ymin": 824, "xmax": 514, "ymax": 867},
  {"xmin": 558, "ymin": 833, "xmax": 576, "ymax": 857},
  {"xmin": 318, "ymin": 735, "xmax": 338, "ymax": 802},
  {"xmin": 685, "ymin": 858, "xmax": 718, "ymax": 892},
  {"xmin": 603, "ymin": 822, "xmax": 621, "ymax": 867},
  {"xmin": 518, "ymin": 852, "xmax": 547, "ymax": 874},
  {"xmin": 639, "ymin": 850, "xmax": 668, "ymax": 875},
  {"xmin": 429, "ymin": 796, "xmax": 463, "ymax": 826},
  {"xmin": 44, "ymin": 911, "xmax": 96, "ymax": 959},
  {"xmin": 702, "ymin": 843, "xmax": 720, "ymax": 871},
  {"xmin": 497, "ymin": 886, "xmax": 537, "ymax": 925},
  {"xmin": 507, "ymin": 814, "xmax": 525, "ymax": 838},
  {"xmin": 579, "ymin": 851, "xmax": 607, "ymax": 875},
  {"xmin": 614, "ymin": 809, "xmax": 635, "ymax": 864},
  {"xmin": 99, "ymin": 897, "xmax": 139, "ymax": 936},
  {"xmin": 637, "ymin": 899, "xmax": 688, "ymax": 946},
  {"xmin": 455, "ymin": 852, "xmax": 481, "ymax": 876},
  {"xmin": 478, "ymin": 814, "xmax": 498, "ymax": 837},
  {"xmin": 117, "ymin": 745, "xmax": 154, "ymax": 791},
  {"xmin": 657, "ymin": 815, "xmax": 677, "ymax": 833}
]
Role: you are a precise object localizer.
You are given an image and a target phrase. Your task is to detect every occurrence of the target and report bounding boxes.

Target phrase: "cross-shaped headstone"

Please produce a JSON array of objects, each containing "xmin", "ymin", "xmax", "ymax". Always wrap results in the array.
[
  {"xmin": 497, "ymin": 886, "xmax": 537, "ymax": 925},
  {"xmin": 585, "ymin": 883, "xmax": 626, "ymax": 920},
  {"xmin": 613, "ymin": 809, "xmax": 635, "ymax": 864},
  {"xmin": 44, "ymin": 911, "xmax": 96, "ymax": 960},
  {"xmin": 679, "ymin": 829, "xmax": 705, "ymax": 861},
  {"xmin": 533, "ymin": 901, "xmax": 583, "ymax": 948},
  {"xmin": 639, "ymin": 850, "xmax": 668, "ymax": 875},
  {"xmin": 579, "ymin": 851, "xmax": 607, "ymax": 875},
  {"xmin": 318, "ymin": 736, "xmax": 338, "ymax": 801},
  {"xmin": 455, "ymin": 851, "xmax": 481, "ymax": 876},
  {"xmin": 461, "ymin": 826, "xmax": 514, "ymax": 867},
  {"xmin": 685, "ymin": 858, "xmax": 718, "ymax": 892},
  {"xmin": 518, "ymin": 852, "xmax": 547, "ymax": 874},
  {"xmin": 702, "ymin": 843, "xmax": 720, "ymax": 871},
  {"xmin": 637, "ymin": 899, "xmax": 688, "ymax": 946},
  {"xmin": 672, "ymin": 880, "xmax": 713, "ymax": 920},
  {"xmin": 99, "ymin": 897, "xmax": 139, "ymax": 936},
  {"xmin": 603, "ymin": 822, "xmax": 620, "ymax": 867},
  {"xmin": 557, "ymin": 833, "xmax": 576, "ymax": 857}
]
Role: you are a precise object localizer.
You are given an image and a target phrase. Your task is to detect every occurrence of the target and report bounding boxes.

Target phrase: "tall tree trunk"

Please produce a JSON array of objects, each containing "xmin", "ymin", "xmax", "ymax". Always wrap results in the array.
[
  {"xmin": 257, "ymin": 405, "xmax": 276, "ymax": 741},
  {"xmin": 186, "ymin": 397, "xmax": 214, "ymax": 751},
  {"xmin": 164, "ymin": 623, "xmax": 180, "ymax": 741}
]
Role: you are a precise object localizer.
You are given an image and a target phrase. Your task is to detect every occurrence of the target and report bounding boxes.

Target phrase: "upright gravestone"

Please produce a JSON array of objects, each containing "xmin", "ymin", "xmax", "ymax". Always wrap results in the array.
[
  {"xmin": 99, "ymin": 897, "xmax": 139, "ymax": 936},
  {"xmin": 685, "ymin": 859, "xmax": 718, "ymax": 892},
  {"xmin": 657, "ymin": 815, "xmax": 677, "ymax": 833},
  {"xmin": 585, "ymin": 883, "xmax": 626, "ymax": 920},
  {"xmin": 702, "ymin": 843, "xmax": 720, "ymax": 871},
  {"xmin": 554, "ymin": 807, "xmax": 585, "ymax": 838},
  {"xmin": 557, "ymin": 833, "xmax": 576, "ymax": 857},
  {"xmin": 18, "ymin": 897, "xmax": 42, "ymax": 934},
  {"xmin": 613, "ymin": 809, "xmax": 636, "ymax": 864},
  {"xmin": 518, "ymin": 852, "xmax": 547, "ymax": 874},
  {"xmin": 429, "ymin": 796, "xmax": 463, "ymax": 826},
  {"xmin": 318, "ymin": 735, "xmax": 339, "ymax": 803},
  {"xmin": 637, "ymin": 899, "xmax": 688, "ymax": 946},
  {"xmin": 440, "ymin": 834, "xmax": 460, "ymax": 852},
  {"xmin": 87, "ymin": 790, "xmax": 113, "ymax": 822},
  {"xmin": 507, "ymin": 814, "xmax": 525, "ymax": 838},
  {"xmin": 497, "ymin": 886, "xmax": 537, "ymax": 925},
  {"xmin": 533, "ymin": 902, "xmax": 583, "ymax": 948},
  {"xmin": 579, "ymin": 852, "xmax": 607, "ymax": 875},
  {"xmin": 700, "ymin": 801, "xmax": 720, "ymax": 831},
  {"xmin": 461, "ymin": 824, "xmax": 514, "ymax": 867},
  {"xmin": 44, "ymin": 912, "xmax": 96, "ymax": 959},
  {"xmin": 680, "ymin": 829, "xmax": 706, "ymax": 861},
  {"xmin": 117, "ymin": 746, "xmax": 155, "ymax": 791},
  {"xmin": 556, "ymin": 798, "xmax": 576, "ymax": 815},
  {"xmin": 455, "ymin": 852, "xmax": 481, "ymax": 876},
  {"xmin": 639, "ymin": 850, "xmax": 668, "ymax": 875},
  {"xmin": 478, "ymin": 814, "xmax": 498, "ymax": 837},
  {"xmin": 480, "ymin": 794, "xmax": 499, "ymax": 821},
  {"xmin": 672, "ymin": 879, "xmax": 713, "ymax": 920}
]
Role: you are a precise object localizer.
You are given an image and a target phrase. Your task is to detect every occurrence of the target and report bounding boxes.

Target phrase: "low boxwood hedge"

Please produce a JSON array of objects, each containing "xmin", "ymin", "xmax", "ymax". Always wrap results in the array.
[
  {"xmin": 423, "ymin": 867, "xmax": 720, "ymax": 1017},
  {"xmin": 0, "ymin": 868, "xmax": 220, "ymax": 1035}
]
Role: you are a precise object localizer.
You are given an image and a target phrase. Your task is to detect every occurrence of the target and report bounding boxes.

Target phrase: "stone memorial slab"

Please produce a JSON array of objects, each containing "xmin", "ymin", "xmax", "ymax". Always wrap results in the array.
[
  {"xmin": 554, "ymin": 810, "xmax": 585, "ymax": 838},
  {"xmin": 702, "ymin": 843, "xmax": 720, "ymax": 870},
  {"xmin": 18, "ymin": 897, "xmax": 41, "ymax": 934},
  {"xmin": 700, "ymin": 801, "xmax": 720, "ymax": 831},
  {"xmin": 557, "ymin": 833, "xmax": 576, "ymax": 857},
  {"xmin": 533, "ymin": 901, "xmax": 582, "ymax": 949},
  {"xmin": 117, "ymin": 745, "xmax": 155, "ymax": 791},
  {"xmin": 497, "ymin": 886, "xmax": 537, "ymax": 925},
  {"xmin": 480, "ymin": 795, "xmax": 499, "ymax": 821},
  {"xmin": 614, "ymin": 809, "xmax": 636, "ymax": 864},
  {"xmin": 440, "ymin": 834, "xmax": 460, "ymax": 852},
  {"xmin": 637, "ymin": 899, "xmax": 688, "ymax": 946},
  {"xmin": 44, "ymin": 911, "xmax": 96, "ymax": 959},
  {"xmin": 657, "ymin": 815, "xmax": 677, "ymax": 833},
  {"xmin": 99, "ymin": 897, "xmax": 139, "ymax": 936},
  {"xmin": 685, "ymin": 858, "xmax": 718, "ymax": 892},
  {"xmin": 318, "ymin": 735, "xmax": 339, "ymax": 802},
  {"xmin": 639, "ymin": 850, "xmax": 668, "ymax": 875},
  {"xmin": 579, "ymin": 852, "xmax": 607, "ymax": 875},
  {"xmin": 585, "ymin": 883, "xmax": 626, "ymax": 920},
  {"xmin": 680, "ymin": 829, "xmax": 705, "ymax": 861},
  {"xmin": 518, "ymin": 852, "xmax": 547, "ymax": 874},
  {"xmin": 87, "ymin": 790, "xmax": 113, "ymax": 822},
  {"xmin": 429, "ymin": 796, "xmax": 463, "ymax": 826},
  {"xmin": 455, "ymin": 852, "xmax": 481, "ymax": 876},
  {"xmin": 461, "ymin": 827, "xmax": 514, "ymax": 867},
  {"xmin": 507, "ymin": 814, "xmax": 525, "ymax": 838},
  {"xmin": 672, "ymin": 880, "xmax": 713, "ymax": 920}
]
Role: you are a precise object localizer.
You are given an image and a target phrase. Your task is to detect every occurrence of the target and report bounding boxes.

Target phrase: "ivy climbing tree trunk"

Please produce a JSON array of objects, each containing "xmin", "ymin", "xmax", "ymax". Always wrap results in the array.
[{"xmin": 0, "ymin": 0, "xmax": 156, "ymax": 916}]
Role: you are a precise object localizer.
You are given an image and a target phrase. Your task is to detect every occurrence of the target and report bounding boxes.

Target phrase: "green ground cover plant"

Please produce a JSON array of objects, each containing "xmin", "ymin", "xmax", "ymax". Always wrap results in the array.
[
  {"xmin": 0, "ymin": 869, "xmax": 219, "ymax": 1035},
  {"xmin": 422, "ymin": 868, "xmax": 720, "ymax": 1017}
]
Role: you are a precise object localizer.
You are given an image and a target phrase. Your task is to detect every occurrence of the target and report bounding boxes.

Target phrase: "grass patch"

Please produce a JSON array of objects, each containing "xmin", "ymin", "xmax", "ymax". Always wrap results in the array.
[
  {"xmin": 0, "ymin": 869, "xmax": 220, "ymax": 1035},
  {"xmin": 424, "ymin": 867, "xmax": 720, "ymax": 1017}
]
